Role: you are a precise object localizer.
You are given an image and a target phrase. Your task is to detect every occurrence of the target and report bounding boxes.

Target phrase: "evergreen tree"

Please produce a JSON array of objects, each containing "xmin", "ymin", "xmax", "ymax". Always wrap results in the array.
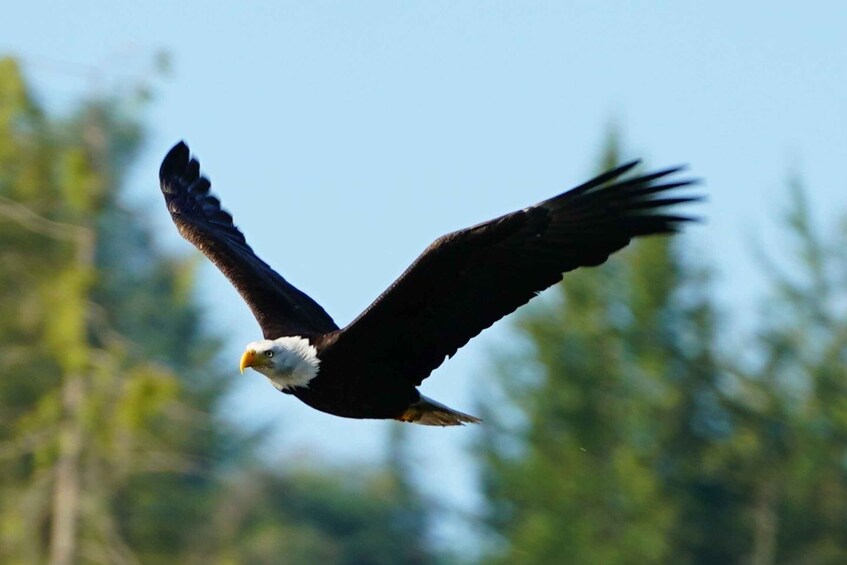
[
  {"xmin": 478, "ymin": 135, "xmax": 695, "ymax": 563},
  {"xmin": 211, "ymin": 464, "xmax": 436, "ymax": 565},
  {"xmin": 0, "ymin": 56, "xmax": 440, "ymax": 564},
  {"xmin": 477, "ymin": 134, "xmax": 847, "ymax": 563},
  {"xmin": 0, "ymin": 55, "xmax": 237, "ymax": 564},
  {"xmin": 714, "ymin": 180, "xmax": 847, "ymax": 564}
]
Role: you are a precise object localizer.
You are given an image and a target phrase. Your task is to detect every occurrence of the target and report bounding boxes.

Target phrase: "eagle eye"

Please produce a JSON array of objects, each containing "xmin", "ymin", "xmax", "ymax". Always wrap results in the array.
[{"xmin": 265, "ymin": 350, "xmax": 274, "ymax": 358}]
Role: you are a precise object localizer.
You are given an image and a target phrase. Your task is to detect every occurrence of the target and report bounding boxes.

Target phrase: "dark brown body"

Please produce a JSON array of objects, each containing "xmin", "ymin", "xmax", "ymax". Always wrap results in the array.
[{"xmin": 284, "ymin": 333, "xmax": 422, "ymax": 420}]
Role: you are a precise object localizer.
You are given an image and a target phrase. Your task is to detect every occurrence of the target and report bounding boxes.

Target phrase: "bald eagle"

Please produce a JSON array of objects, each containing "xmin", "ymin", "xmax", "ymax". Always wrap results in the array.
[{"xmin": 159, "ymin": 142, "xmax": 698, "ymax": 425}]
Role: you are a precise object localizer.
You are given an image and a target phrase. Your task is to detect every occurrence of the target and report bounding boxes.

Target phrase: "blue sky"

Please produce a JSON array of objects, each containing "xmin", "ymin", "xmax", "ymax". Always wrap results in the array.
[{"xmin": 4, "ymin": 0, "xmax": 846, "ymax": 549}]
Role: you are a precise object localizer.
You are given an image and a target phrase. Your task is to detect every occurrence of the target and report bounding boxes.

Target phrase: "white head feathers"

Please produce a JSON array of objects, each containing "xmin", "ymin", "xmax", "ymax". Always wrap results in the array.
[{"xmin": 242, "ymin": 336, "xmax": 320, "ymax": 391}]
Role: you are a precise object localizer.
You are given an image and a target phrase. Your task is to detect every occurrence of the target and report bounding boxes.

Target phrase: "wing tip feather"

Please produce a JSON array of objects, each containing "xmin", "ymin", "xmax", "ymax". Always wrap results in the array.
[{"xmin": 159, "ymin": 140, "xmax": 190, "ymax": 186}]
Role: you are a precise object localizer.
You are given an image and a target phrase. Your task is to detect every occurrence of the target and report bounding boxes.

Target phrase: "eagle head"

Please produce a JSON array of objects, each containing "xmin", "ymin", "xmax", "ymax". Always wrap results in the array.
[
  {"xmin": 239, "ymin": 337, "xmax": 320, "ymax": 390},
  {"xmin": 239, "ymin": 340, "xmax": 279, "ymax": 374}
]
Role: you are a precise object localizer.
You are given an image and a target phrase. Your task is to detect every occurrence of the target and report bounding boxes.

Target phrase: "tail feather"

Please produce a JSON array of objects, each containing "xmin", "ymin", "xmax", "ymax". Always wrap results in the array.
[{"xmin": 397, "ymin": 394, "xmax": 482, "ymax": 426}]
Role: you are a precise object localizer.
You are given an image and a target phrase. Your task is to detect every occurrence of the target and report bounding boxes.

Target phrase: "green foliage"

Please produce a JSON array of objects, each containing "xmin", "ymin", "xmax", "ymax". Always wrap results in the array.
[
  {"xmin": 478, "ymin": 137, "xmax": 692, "ymax": 563},
  {"xmin": 209, "ymin": 467, "xmax": 433, "ymax": 565},
  {"xmin": 0, "ymin": 56, "xmax": 223, "ymax": 563},
  {"xmin": 478, "ymin": 136, "xmax": 847, "ymax": 563},
  {"xmin": 0, "ymin": 57, "xmax": 437, "ymax": 564}
]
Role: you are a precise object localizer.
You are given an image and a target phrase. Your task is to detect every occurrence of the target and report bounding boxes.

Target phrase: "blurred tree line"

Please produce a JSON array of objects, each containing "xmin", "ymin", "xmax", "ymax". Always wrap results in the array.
[
  {"xmin": 3, "ymin": 53, "xmax": 847, "ymax": 565},
  {"xmin": 0, "ymin": 58, "xmax": 432, "ymax": 565},
  {"xmin": 478, "ymin": 139, "xmax": 847, "ymax": 563}
]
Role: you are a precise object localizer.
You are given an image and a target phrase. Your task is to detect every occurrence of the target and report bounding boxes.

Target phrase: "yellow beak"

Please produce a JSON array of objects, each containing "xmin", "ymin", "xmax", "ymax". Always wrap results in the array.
[{"xmin": 240, "ymin": 350, "xmax": 257, "ymax": 374}]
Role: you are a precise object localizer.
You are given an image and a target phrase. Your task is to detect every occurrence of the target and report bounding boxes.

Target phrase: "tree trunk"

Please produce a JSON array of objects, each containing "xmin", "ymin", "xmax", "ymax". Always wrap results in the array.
[
  {"xmin": 749, "ymin": 479, "xmax": 778, "ymax": 565},
  {"xmin": 49, "ymin": 230, "xmax": 95, "ymax": 565},
  {"xmin": 48, "ymin": 373, "xmax": 85, "ymax": 565}
]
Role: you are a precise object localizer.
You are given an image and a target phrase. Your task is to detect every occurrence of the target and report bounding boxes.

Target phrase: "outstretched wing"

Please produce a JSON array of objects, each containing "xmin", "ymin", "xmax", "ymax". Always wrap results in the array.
[
  {"xmin": 159, "ymin": 142, "xmax": 338, "ymax": 338},
  {"xmin": 330, "ymin": 161, "xmax": 699, "ymax": 385}
]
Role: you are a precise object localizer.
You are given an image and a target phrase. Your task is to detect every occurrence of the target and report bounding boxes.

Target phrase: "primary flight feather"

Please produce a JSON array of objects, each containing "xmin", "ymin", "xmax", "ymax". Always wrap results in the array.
[{"xmin": 159, "ymin": 141, "xmax": 699, "ymax": 425}]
